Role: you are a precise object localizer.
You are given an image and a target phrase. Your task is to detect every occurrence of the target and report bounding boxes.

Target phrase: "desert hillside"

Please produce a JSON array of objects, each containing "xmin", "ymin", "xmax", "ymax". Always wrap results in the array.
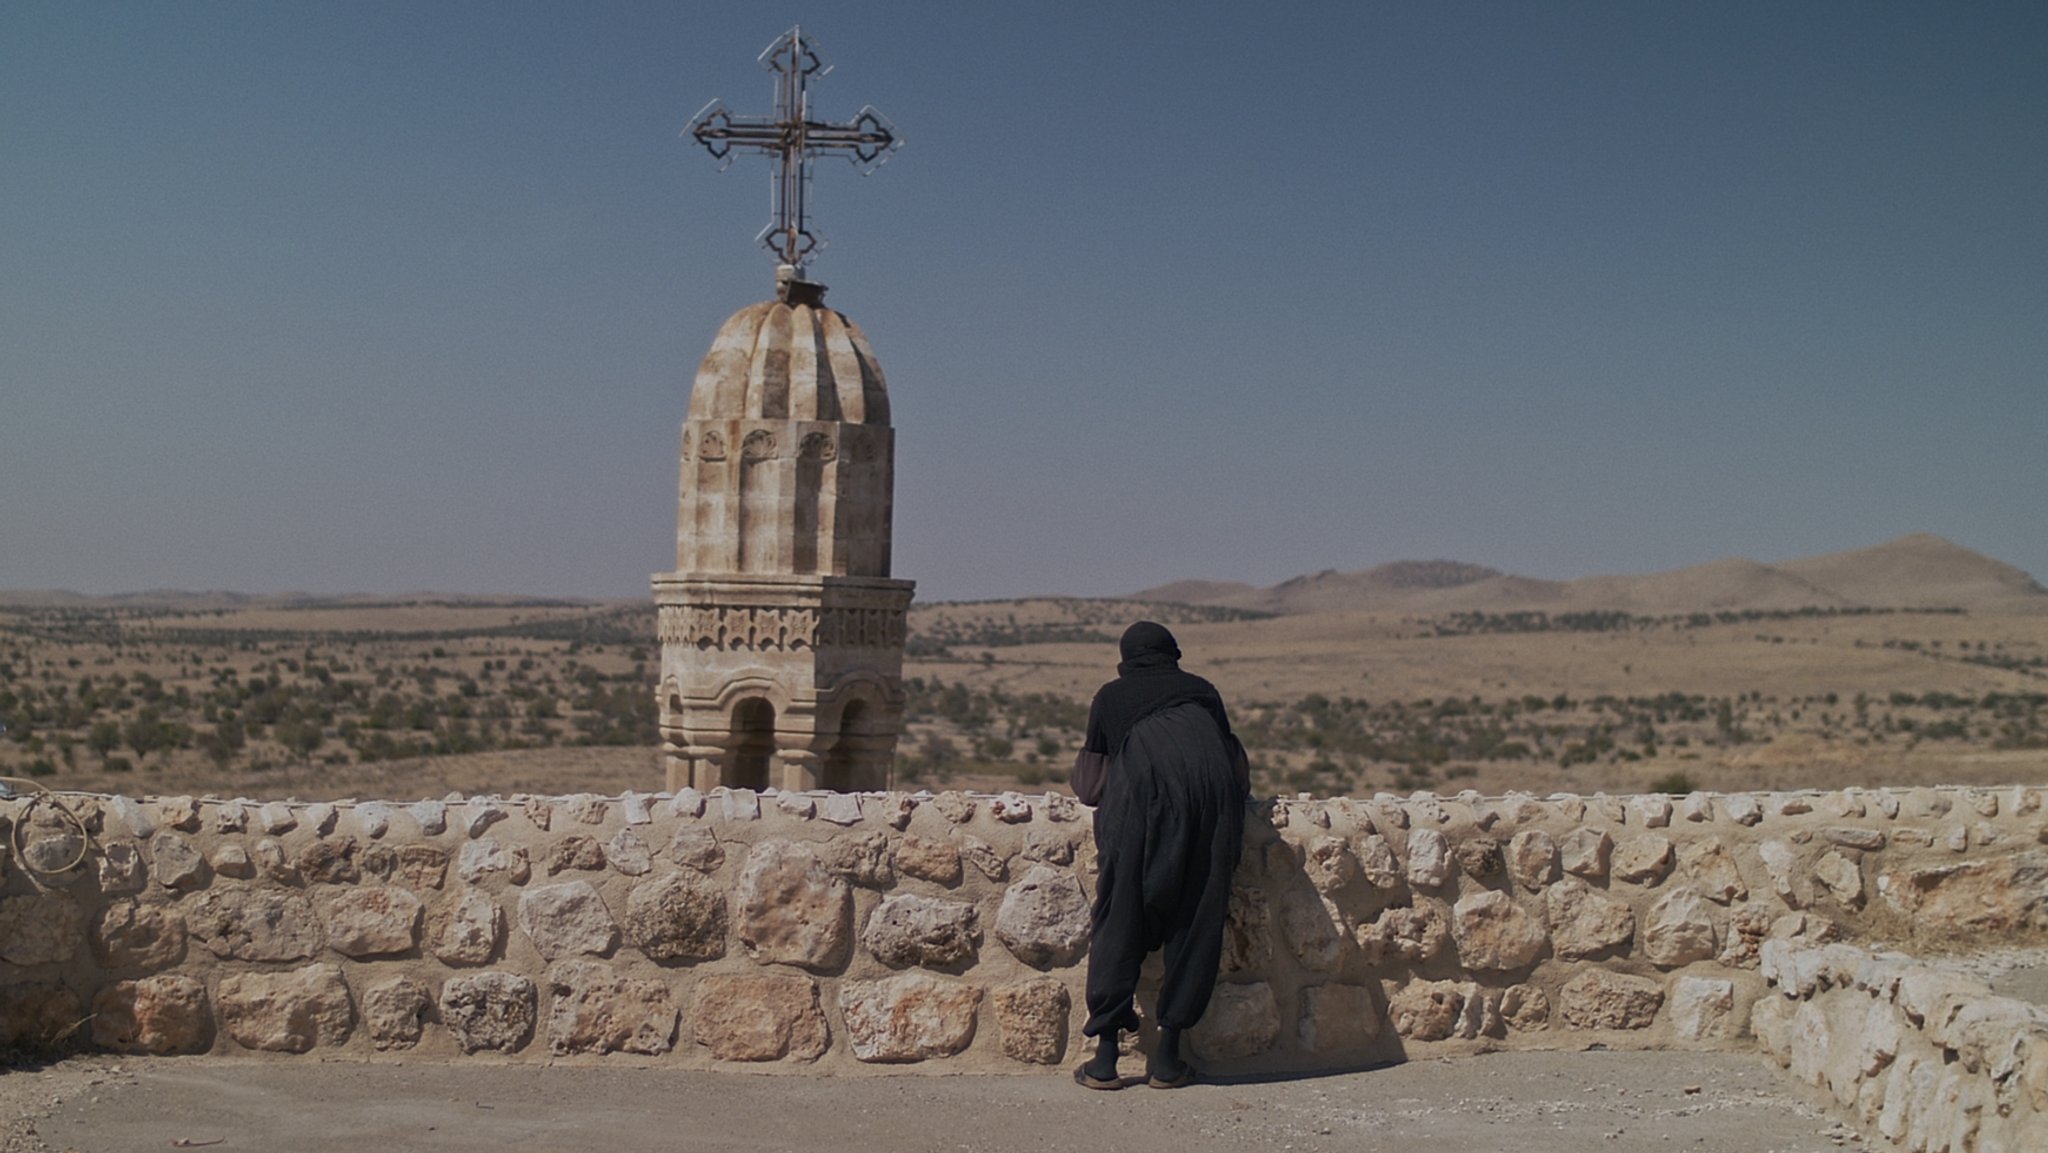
[
  {"xmin": 1131, "ymin": 534, "xmax": 2048, "ymax": 617},
  {"xmin": 1, "ymin": 534, "xmax": 2043, "ymax": 802}
]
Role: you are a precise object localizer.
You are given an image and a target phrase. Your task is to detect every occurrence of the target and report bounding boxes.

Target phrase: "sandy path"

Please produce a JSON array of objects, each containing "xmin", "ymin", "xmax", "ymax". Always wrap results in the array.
[{"xmin": 3, "ymin": 1050, "xmax": 1864, "ymax": 1153}]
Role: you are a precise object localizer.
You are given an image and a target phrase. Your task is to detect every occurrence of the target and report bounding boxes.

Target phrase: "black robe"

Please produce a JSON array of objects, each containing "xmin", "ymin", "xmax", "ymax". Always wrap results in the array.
[{"xmin": 1076, "ymin": 622, "xmax": 1247, "ymax": 1037}]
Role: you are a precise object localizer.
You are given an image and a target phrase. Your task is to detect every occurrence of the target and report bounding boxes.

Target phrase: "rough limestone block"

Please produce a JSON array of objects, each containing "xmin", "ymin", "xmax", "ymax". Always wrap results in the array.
[
  {"xmin": 106, "ymin": 795, "xmax": 156, "ymax": 839},
  {"xmin": 1878, "ymin": 851, "xmax": 2048, "ymax": 932},
  {"xmin": 1824, "ymin": 825, "xmax": 1886, "ymax": 851},
  {"xmin": 97, "ymin": 840, "xmax": 147, "ymax": 894},
  {"xmin": 1676, "ymin": 792, "xmax": 1714, "ymax": 823},
  {"xmin": 545, "ymin": 835, "xmax": 607, "ymax": 874},
  {"xmin": 1021, "ymin": 828, "xmax": 1075, "ymax": 866},
  {"xmin": 1450, "ymin": 890, "xmax": 1548, "ymax": 971},
  {"xmin": 321, "ymin": 885, "xmax": 423, "ymax": 958},
  {"xmin": 256, "ymin": 802, "xmax": 297, "ymax": 835},
  {"xmin": 151, "ymin": 833, "xmax": 209, "ymax": 891},
  {"xmin": 993, "ymin": 864, "xmax": 1091, "ymax": 967},
  {"xmin": 458, "ymin": 839, "xmax": 531, "ymax": 885},
  {"xmin": 821, "ymin": 831, "xmax": 895, "ymax": 886},
  {"xmin": 932, "ymin": 793, "xmax": 976, "ymax": 824},
  {"xmin": 0, "ymin": 894, "xmax": 85, "ymax": 965},
  {"xmin": 623, "ymin": 871, "xmax": 727, "ymax": 962},
  {"xmin": 463, "ymin": 801, "xmax": 508, "ymax": 838},
  {"xmin": 354, "ymin": 801, "xmax": 393, "ymax": 838},
  {"xmin": 992, "ymin": 978, "xmax": 1071, "ymax": 1064},
  {"xmin": 1544, "ymin": 878, "xmax": 1635, "ymax": 960},
  {"xmin": 1668, "ymin": 976, "xmax": 1736, "ymax": 1041},
  {"xmin": 960, "ymin": 836, "xmax": 1008, "ymax": 881},
  {"xmin": 439, "ymin": 972, "xmax": 537, "ymax": 1054},
  {"xmin": 1643, "ymin": 887, "xmax": 1719, "ymax": 967},
  {"xmin": 1405, "ymin": 828, "xmax": 1451, "ymax": 888},
  {"xmin": 156, "ymin": 796, "xmax": 201, "ymax": 832},
  {"xmin": 1611, "ymin": 834, "xmax": 1674, "ymax": 884},
  {"xmin": 1500, "ymin": 983, "xmax": 1550, "ymax": 1031},
  {"xmin": 1356, "ymin": 897, "xmax": 1450, "ymax": 964},
  {"xmin": 218, "ymin": 964, "xmax": 355, "ymax": 1053},
  {"xmin": 606, "ymin": 829, "xmax": 653, "ymax": 876},
  {"xmin": 620, "ymin": 792, "xmax": 653, "ymax": 825},
  {"xmin": 518, "ymin": 881, "xmax": 619, "ymax": 960},
  {"xmin": 1627, "ymin": 794, "xmax": 1672, "ymax": 828},
  {"xmin": 1813, "ymin": 850, "xmax": 1864, "ymax": 908},
  {"xmin": 1389, "ymin": 980, "xmax": 1464, "ymax": 1042},
  {"xmin": 1297, "ymin": 982, "xmax": 1381, "ymax": 1053},
  {"xmin": 408, "ymin": 800, "xmax": 447, "ymax": 835},
  {"xmin": 721, "ymin": 789, "xmax": 761, "ymax": 821},
  {"xmin": 839, "ymin": 974, "xmax": 983, "ymax": 1063},
  {"xmin": 90, "ymin": 975, "xmax": 212, "ymax": 1054},
  {"xmin": 1717, "ymin": 907, "xmax": 1773, "ymax": 969},
  {"xmin": 1559, "ymin": 828, "xmax": 1612, "ymax": 879},
  {"xmin": 1757, "ymin": 839, "xmax": 1804, "ymax": 907},
  {"xmin": 667, "ymin": 825, "xmax": 725, "ymax": 872},
  {"xmin": 863, "ymin": 893, "xmax": 980, "ymax": 968},
  {"xmin": 187, "ymin": 889, "xmax": 322, "ymax": 962},
  {"xmin": 734, "ymin": 840, "xmax": 851, "ymax": 970},
  {"xmin": 545, "ymin": 960, "xmax": 678, "ymax": 1056},
  {"xmin": 1278, "ymin": 886, "xmax": 1348, "ymax": 973},
  {"xmin": 776, "ymin": 791, "xmax": 815, "ymax": 819},
  {"xmin": 562, "ymin": 794, "xmax": 609, "ymax": 825},
  {"xmin": 1559, "ymin": 970, "xmax": 1664, "ymax": 1030},
  {"xmin": 1354, "ymin": 834, "xmax": 1403, "ymax": 888},
  {"xmin": 819, "ymin": 793, "xmax": 863, "ymax": 826},
  {"xmin": 875, "ymin": 792, "xmax": 918, "ymax": 829},
  {"xmin": 1722, "ymin": 793, "xmax": 1764, "ymax": 826},
  {"xmin": 90, "ymin": 899, "xmax": 187, "ymax": 971},
  {"xmin": 393, "ymin": 845, "xmax": 448, "ymax": 890},
  {"xmin": 1453, "ymin": 837, "xmax": 1503, "ymax": 880},
  {"xmin": 209, "ymin": 843, "xmax": 253, "ymax": 879},
  {"xmin": 990, "ymin": 792, "xmax": 1033, "ymax": 823},
  {"xmin": 692, "ymin": 974, "xmax": 830, "ymax": 1062},
  {"xmin": 430, "ymin": 888, "xmax": 506, "ymax": 966},
  {"xmin": 1678, "ymin": 838, "xmax": 1747, "ymax": 904},
  {"xmin": 1188, "ymin": 981, "xmax": 1281, "ymax": 1060},
  {"xmin": 1506, "ymin": 830, "xmax": 1558, "ymax": 891},
  {"xmin": 361, "ymin": 976, "xmax": 432, "ymax": 1051},
  {"xmin": 297, "ymin": 836, "xmax": 361, "ymax": 885}
]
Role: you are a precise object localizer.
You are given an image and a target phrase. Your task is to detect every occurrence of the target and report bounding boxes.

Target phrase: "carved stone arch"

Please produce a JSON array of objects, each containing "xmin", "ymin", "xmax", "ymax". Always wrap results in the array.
[{"xmin": 710, "ymin": 673, "xmax": 795, "ymax": 717}]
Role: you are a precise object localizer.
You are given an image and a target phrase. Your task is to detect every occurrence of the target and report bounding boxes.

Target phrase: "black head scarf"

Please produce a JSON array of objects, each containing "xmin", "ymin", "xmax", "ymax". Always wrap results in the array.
[
  {"xmin": 1118, "ymin": 620, "xmax": 1181, "ymax": 673},
  {"xmin": 1084, "ymin": 621, "xmax": 1233, "ymax": 756}
]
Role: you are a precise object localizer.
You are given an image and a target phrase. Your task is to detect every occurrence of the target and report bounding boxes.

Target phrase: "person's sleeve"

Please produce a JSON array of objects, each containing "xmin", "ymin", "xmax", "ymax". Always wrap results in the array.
[{"xmin": 1072, "ymin": 696, "xmax": 1110, "ymax": 805}]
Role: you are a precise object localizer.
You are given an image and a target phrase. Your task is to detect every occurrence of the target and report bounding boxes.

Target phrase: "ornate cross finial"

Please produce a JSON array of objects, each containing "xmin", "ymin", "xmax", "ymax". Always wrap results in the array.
[{"xmin": 686, "ymin": 26, "xmax": 901, "ymax": 283}]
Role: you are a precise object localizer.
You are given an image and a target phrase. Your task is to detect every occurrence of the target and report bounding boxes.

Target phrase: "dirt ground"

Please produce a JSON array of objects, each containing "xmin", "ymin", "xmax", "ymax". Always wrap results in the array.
[{"xmin": 1, "ymin": 1050, "xmax": 1865, "ymax": 1153}]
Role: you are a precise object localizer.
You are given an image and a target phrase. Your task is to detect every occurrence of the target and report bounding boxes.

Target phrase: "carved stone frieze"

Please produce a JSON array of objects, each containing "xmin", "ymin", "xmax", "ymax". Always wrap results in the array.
[{"xmin": 656, "ymin": 603, "xmax": 907, "ymax": 653}]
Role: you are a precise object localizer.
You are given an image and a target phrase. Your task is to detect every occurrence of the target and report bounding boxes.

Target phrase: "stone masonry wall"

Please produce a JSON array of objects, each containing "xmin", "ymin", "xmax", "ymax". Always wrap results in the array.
[
  {"xmin": 1, "ymin": 783, "xmax": 2044, "ymax": 1075},
  {"xmin": 1755, "ymin": 940, "xmax": 2048, "ymax": 1153}
]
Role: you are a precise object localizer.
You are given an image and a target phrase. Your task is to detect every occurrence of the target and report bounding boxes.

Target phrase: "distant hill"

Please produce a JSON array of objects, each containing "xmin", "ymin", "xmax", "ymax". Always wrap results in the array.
[
  {"xmin": 0, "ymin": 589, "xmax": 599, "ymax": 612},
  {"xmin": 1130, "ymin": 535, "xmax": 2048, "ymax": 617}
]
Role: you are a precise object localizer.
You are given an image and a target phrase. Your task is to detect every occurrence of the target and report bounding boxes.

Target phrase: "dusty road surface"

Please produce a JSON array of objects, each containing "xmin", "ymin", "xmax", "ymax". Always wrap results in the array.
[{"xmin": 3, "ymin": 1049, "xmax": 1864, "ymax": 1153}]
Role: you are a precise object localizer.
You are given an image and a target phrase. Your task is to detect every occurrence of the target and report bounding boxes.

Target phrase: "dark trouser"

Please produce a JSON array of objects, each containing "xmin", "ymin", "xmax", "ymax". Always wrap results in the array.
[{"xmin": 1083, "ymin": 702, "xmax": 1245, "ymax": 1037}]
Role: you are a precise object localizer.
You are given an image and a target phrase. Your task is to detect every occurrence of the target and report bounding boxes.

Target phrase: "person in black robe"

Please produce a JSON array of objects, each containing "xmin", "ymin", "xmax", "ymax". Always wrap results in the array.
[{"xmin": 1071, "ymin": 620, "xmax": 1247, "ymax": 1089}]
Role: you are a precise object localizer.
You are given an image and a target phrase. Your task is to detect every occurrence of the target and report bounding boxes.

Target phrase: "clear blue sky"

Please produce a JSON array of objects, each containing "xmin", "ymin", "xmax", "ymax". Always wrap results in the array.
[{"xmin": 4, "ymin": 2, "xmax": 2044, "ymax": 601}]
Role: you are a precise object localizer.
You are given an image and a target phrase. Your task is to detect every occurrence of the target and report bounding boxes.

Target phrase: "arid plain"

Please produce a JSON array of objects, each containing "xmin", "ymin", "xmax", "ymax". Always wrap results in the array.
[{"xmin": 1, "ymin": 534, "xmax": 2042, "ymax": 802}]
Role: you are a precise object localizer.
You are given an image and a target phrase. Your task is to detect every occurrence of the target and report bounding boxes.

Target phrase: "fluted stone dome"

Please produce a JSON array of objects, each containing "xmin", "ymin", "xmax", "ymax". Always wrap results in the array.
[
  {"xmin": 675, "ymin": 294, "xmax": 897, "ymax": 578},
  {"xmin": 689, "ymin": 299, "xmax": 890, "ymax": 426}
]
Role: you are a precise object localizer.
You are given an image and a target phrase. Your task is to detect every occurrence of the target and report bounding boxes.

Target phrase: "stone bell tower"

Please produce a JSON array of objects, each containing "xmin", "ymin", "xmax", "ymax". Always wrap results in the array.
[
  {"xmin": 651, "ymin": 272, "xmax": 915, "ymax": 793},
  {"xmin": 660, "ymin": 26, "xmax": 912, "ymax": 793}
]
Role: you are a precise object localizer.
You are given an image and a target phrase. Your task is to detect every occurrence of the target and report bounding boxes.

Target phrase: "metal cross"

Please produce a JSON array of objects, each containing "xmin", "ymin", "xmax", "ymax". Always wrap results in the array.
[{"xmin": 686, "ymin": 26, "xmax": 900, "ymax": 276}]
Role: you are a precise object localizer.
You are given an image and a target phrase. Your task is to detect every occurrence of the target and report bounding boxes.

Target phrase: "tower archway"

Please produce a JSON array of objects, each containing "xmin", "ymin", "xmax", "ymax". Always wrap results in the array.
[{"xmin": 727, "ymin": 698, "xmax": 776, "ymax": 791}]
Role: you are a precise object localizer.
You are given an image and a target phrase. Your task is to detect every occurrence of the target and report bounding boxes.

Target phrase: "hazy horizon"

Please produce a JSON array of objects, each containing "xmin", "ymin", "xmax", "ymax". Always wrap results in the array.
[{"xmin": 6, "ymin": 3, "xmax": 2045, "ymax": 602}]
